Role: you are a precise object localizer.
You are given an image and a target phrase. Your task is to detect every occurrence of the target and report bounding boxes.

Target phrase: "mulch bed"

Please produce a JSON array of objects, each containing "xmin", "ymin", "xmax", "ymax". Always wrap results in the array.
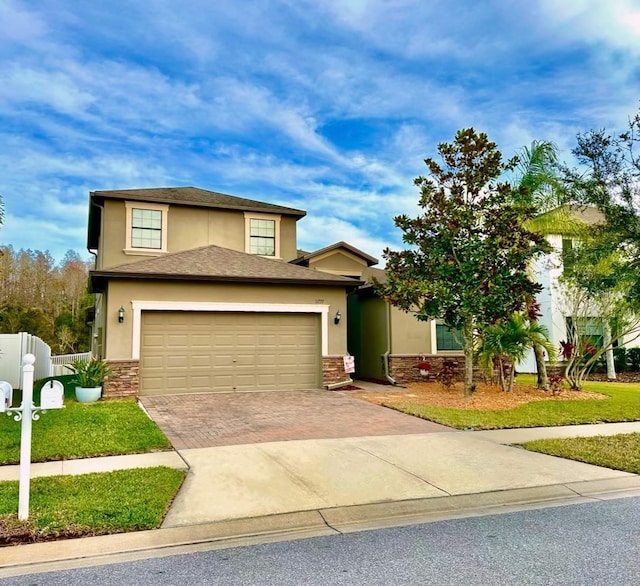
[{"xmin": 350, "ymin": 381, "xmax": 608, "ymax": 411}]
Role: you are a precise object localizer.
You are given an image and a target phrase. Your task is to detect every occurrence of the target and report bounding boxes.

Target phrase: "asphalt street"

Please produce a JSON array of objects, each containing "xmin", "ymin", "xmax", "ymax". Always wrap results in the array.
[{"xmin": 5, "ymin": 496, "xmax": 640, "ymax": 586}]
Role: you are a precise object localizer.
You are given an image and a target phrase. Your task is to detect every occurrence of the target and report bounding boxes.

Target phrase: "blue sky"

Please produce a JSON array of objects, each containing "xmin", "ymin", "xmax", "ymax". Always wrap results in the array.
[{"xmin": 1, "ymin": 0, "xmax": 639, "ymax": 265}]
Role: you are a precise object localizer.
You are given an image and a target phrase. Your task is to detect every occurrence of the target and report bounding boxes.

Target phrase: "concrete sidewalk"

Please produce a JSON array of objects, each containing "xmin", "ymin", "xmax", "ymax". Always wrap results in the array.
[{"xmin": 1, "ymin": 421, "xmax": 640, "ymax": 576}]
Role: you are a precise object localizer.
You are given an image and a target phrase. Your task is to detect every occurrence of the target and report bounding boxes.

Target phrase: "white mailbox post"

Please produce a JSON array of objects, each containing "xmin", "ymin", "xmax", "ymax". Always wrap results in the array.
[{"xmin": 4, "ymin": 354, "xmax": 65, "ymax": 520}]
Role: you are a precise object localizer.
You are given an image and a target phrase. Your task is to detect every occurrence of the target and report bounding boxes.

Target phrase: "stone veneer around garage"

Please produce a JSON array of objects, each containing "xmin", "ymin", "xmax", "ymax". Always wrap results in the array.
[
  {"xmin": 102, "ymin": 360, "xmax": 139, "ymax": 398},
  {"xmin": 104, "ymin": 357, "xmax": 351, "ymax": 396},
  {"xmin": 322, "ymin": 355, "xmax": 353, "ymax": 388}
]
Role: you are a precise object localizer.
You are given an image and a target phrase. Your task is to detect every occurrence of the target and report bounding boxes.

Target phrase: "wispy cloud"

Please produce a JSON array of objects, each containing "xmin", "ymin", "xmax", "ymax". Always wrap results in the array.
[{"xmin": 0, "ymin": 0, "xmax": 638, "ymax": 263}]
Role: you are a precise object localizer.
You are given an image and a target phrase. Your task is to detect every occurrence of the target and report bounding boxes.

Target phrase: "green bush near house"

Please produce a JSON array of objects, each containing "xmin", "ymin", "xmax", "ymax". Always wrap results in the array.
[
  {"xmin": 0, "ymin": 467, "xmax": 186, "ymax": 543},
  {"xmin": 0, "ymin": 376, "xmax": 171, "ymax": 465},
  {"xmin": 522, "ymin": 433, "xmax": 640, "ymax": 474},
  {"xmin": 386, "ymin": 376, "xmax": 640, "ymax": 430}
]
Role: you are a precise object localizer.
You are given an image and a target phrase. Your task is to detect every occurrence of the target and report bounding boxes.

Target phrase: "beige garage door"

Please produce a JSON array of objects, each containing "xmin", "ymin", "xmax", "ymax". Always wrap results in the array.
[{"xmin": 140, "ymin": 311, "xmax": 321, "ymax": 395}]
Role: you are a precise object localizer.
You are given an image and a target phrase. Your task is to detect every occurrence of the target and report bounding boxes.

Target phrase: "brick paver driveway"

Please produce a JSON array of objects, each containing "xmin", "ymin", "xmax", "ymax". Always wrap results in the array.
[{"xmin": 139, "ymin": 390, "xmax": 454, "ymax": 450}]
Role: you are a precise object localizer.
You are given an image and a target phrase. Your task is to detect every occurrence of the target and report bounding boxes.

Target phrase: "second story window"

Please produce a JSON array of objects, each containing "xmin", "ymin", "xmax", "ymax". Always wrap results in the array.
[
  {"xmin": 125, "ymin": 201, "xmax": 168, "ymax": 254},
  {"xmin": 132, "ymin": 208, "xmax": 162, "ymax": 249},
  {"xmin": 245, "ymin": 213, "xmax": 281, "ymax": 257},
  {"xmin": 249, "ymin": 219, "xmax": 275, "ymax": 255}
]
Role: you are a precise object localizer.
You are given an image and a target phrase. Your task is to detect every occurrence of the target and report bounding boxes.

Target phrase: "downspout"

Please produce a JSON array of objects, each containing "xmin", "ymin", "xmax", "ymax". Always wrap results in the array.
[{"xmin": 383, "ymin": 302, "xmax": 398, "ymax": 385}]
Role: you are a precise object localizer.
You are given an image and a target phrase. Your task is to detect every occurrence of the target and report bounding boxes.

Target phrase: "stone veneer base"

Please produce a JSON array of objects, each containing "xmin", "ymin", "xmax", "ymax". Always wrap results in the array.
[
  {"xmin": 102, "ymin": 360, "xmax": 139, "ymax": 399},
  {"xmin": 322, "ymin": 356, "xmax": 353, "ymax": 388},
  {"xmin": 388, "ymin": 354, "xmax": 486, "ymax": 385},
  {"xmin": 103, "ymin": 357, "xmax": 351, "ymax": 396}
]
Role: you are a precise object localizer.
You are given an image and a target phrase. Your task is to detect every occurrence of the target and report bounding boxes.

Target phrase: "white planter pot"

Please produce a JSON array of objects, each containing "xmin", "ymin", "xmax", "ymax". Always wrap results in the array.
[
  {"xmin": 75, "ymin": 386, "xmax": 102, "ymax": 403},
  {"xmin": 419, "ymin": 369, "xmax": 429, "ymax": 376}
]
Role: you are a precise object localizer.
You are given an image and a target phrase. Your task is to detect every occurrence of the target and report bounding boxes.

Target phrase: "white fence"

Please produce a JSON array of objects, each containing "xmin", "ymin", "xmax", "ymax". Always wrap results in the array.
[
  {"xmin": 0, "ymin": 332, "xmax": 52, "ymax": 389},
  {"xmin": 51, "ymin": 352, "xmax": 92, "ymax": 376}
]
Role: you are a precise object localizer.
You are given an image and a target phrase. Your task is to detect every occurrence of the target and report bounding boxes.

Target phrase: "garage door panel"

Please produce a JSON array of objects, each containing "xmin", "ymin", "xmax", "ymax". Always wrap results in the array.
[{"xmin": 140, "ymin": 311, "xmax": 320, "ymax": 395}]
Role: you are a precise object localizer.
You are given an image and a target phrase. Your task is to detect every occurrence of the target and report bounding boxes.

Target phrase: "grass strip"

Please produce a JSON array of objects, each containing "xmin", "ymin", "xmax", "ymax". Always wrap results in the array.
[
  {"xmin": 521, "ymin": 433, "xmax": 640, "ymax": 474},
  {"xmin": 386, "ymin": 376, "xmax": 640, "ymax": 430},
  {"xmin": 0, "ymin": 376, "xmax": 171, "ymax": 465},
  {"xmin": 0, "ymin": 466, "xmax": 186, "ymax": 544}
]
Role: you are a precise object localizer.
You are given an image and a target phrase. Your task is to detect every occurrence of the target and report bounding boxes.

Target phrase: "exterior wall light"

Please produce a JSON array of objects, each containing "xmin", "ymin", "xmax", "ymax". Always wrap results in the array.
[
  {"xmin": 334, "ymin": 310, "xmax": 341, "ymax": 325},
  {"xmin": 118, "ymin": 306, "xmax": 125, "ymax": 323}
]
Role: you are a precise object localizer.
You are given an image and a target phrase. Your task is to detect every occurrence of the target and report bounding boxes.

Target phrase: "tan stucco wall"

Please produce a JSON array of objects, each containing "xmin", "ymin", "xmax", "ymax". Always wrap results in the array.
[
  {"xmin": 309, "ymin": 251, "xmax": 367, "ymax": 275},
  {"xmin": 280, "ymin": 217, "xmax": 298, "ymax": 262},
  {"xmin": 97, "ymin": 201, "xmax": 300, "ymax": 269},
  {"xmin": 102, "ymin": 280, "xmax": 348, "ymax": 360},
  {"xmin": 390, "ymin": 307, "xmax": 433, "ymax": 355},
  {"xmin": 99, "ymin": 200, "xmax": 127, "ymax": 269}
]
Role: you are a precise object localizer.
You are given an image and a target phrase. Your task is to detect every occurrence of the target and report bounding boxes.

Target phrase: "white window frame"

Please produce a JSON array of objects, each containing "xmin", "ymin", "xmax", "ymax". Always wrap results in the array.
[
  {"xmin": 130, "ymin": 301, "xmax": 329, "ymax": 358},
  {"xmin": 124, "ymin": 202, "xmax": 169, "ymax": 255},
  {"xmin": 244, "ymin": 212, "xmax": 281, "ymax": 258}
]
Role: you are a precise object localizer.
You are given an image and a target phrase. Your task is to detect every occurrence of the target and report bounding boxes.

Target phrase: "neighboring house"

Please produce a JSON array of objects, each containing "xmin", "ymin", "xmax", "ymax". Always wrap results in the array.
[
  {"xmin": 519, "ymin": 205, "xmax": 640, "ymax": 373},
  {"xmin": 87, "ymin": 187, "xmax": 361, "ymax": 397}
]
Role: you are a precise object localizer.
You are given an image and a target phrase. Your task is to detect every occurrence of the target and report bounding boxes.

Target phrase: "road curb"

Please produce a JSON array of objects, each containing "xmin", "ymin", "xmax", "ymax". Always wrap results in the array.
[{"xmin": 2, "ymin": 476, "xmax": 640, "ymax": 577}]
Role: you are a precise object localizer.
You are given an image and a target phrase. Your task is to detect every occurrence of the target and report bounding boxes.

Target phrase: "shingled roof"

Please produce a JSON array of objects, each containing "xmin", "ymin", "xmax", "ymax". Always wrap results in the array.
[
  {"xmin": 291, "ymin": 241, "xmax": 378, "ymax": 267},
  {"xmin": 90, "ymin": 245, "xmax": 361, "ymax": 292},
  {"xmin": 91, "ymin": 186, "xmax": 306, "ymax": 216},
  {"xmin": 88, "ymin": 187, "xmax": 306, "ymax": 249}
]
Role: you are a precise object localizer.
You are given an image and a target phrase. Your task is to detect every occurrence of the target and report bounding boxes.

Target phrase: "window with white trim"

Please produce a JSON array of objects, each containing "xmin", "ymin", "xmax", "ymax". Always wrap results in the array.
[
  {"xmin": 244, "ymin": 213, "xmax": 281, "ymax": 257},
  {"xmin": 250, "ymin": 218, "xmax": 275, "ymax": 255},
  {"xmin": 132, "ymin": 208, "xmax": 162, "ymax": 249},
  {"xmin": 125, "ymin": 202, "xmax": 168, "ymax": 254},
  {"xmin": 436, "ymin": 321, "xmax": 463, "ymax": 351}
]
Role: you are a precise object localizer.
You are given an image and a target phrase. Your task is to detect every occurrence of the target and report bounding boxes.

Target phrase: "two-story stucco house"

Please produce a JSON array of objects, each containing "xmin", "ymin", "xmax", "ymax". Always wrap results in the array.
[{"xmin": 88, "ymin": 187, "xmax": 363, "ymax": 397}]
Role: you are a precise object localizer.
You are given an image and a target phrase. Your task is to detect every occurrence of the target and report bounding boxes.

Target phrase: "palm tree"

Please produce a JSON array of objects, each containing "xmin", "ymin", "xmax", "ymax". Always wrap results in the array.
[
  {"xmin": 477, "ymin": 313, "xmax": 556, "ymax": 393},
  {"xmin": 513, "ymin": 141, "xmax": 569, "ymax": 389}
]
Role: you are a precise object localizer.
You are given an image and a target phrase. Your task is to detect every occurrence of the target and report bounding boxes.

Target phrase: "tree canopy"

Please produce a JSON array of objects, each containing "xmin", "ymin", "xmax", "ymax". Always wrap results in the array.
[
  {"xmin": 380, "ymin": 128, "xmax": 550, "ymax": 396},
  {"xmin": 0, "ymin": 246, "xmax": 92, "ymax": 353}
]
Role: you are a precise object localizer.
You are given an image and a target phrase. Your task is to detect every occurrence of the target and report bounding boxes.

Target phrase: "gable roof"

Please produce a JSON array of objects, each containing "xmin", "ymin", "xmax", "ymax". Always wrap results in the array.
[
  {"xmin": 87, "ymin": 186, "xmax": 306, "ymax": 250},
  {"xmin": 90, "ymin": 244, "xmax": 361, "ymax": 292},
  {"xmin": 291, "ymin": 241, "xmax": 378, "ymax": 267},
  {"xmin": 533, "ymin": 205, "xmax": 605, "ymax": 237}
]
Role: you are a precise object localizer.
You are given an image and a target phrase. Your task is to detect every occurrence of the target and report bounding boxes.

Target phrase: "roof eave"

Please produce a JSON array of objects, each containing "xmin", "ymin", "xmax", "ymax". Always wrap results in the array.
[
  {"xmin": 90, "ymin": 190, "xmax": 306, "ymax": 218},
  {"xmin": 90, "ymin": 271, "xmax": 361, "ymax": 293}
]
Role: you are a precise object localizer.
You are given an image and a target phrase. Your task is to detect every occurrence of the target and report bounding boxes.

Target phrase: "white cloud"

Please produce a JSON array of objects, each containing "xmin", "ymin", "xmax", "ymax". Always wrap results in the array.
[
  {"xmin": 0, "ymin": 0, "xmax": 48, "ymax": 44},
  {"xmin": 538, "ymin": 0, "xmax": 640, "ymax": 53}
]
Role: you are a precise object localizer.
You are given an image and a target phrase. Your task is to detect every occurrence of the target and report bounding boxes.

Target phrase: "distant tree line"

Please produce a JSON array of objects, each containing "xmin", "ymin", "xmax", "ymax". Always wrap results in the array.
[{"xmin": 0, "ymin": 246, "xmax": 93, "ymax": 354}]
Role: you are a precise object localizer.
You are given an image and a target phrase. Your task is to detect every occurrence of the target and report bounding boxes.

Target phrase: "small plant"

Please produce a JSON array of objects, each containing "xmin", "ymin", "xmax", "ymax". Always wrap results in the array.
[
  {"xmin": 548, "ymin": 374, "xmax": 565, "ymax": 396},
  {"xmin": 435, "ymin": 360, "xmax": 457, "ymax": 389},
  {"xmin": 559, "ymin": 340, "xmax": 574, "ymax": 361},
  {"xmin": 65, "ymin": 356, "xmax": 112, "ymax": 388}
]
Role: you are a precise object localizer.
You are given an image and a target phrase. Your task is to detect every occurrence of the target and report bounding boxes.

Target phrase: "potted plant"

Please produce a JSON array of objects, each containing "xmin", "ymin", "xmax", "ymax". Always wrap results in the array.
[
  {"xmin": 415, "ymin": 360, "xmax": 431, "ymax": 377},
  {"xmin": 65, "ymin": 357, "xmax": 112, "ymax": 403}
]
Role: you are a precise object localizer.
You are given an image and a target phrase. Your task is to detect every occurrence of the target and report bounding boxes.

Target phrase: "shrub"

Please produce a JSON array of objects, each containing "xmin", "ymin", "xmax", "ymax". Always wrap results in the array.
[
  {"xmin": 627, "ymin": 348, "xmax": 640, "ymax": 372},
  {"xmin": 613, "ymin": 347, "xmax": 628, "ymax": 373}
]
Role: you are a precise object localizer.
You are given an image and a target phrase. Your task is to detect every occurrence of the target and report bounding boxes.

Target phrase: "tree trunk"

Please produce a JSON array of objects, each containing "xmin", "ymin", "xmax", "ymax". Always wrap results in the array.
[
  {"xmin": 498, "ymin": 357, "xmax": 506, "ymax": 392},
  {"xmin": 462, "ymin": 316, "xmax": 475, "ymax": 397},
  {"xmin": 533, "ymin": 341, "xmax": 549, "ymax": 390},
  {"xmin": 508, "ymin": 363, "xmax": 516, "ymax": 393},
  {"xmin": 603, "ymin": 321, "xmax": 616, "ymax": 380}
]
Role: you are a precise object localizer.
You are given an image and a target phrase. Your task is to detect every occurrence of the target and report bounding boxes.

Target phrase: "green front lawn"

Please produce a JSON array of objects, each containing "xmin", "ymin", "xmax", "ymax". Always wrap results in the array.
[
  {"xmin": 0, "ymin": 376, "xmax": 171, "ymax": 465},
  {"xmin": 0, "ymin": 467, "xmax": 185, "ymax": 544},
  {"xmin": 522, "ymin": 433, "xmax": 640, "ymax": 474},
  {"xmin": 387, "ymin": 376, "xmax": 640, "ymax": 430}
]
